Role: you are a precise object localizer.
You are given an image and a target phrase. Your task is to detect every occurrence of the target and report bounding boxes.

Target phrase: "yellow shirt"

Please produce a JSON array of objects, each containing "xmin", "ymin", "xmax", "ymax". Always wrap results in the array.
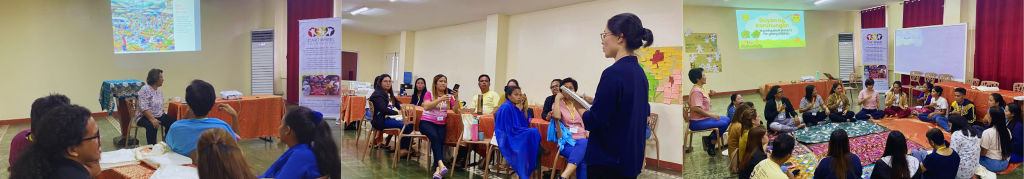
[
  {"xmin": 751, "ymin": 159, "xmax": 788, "ymax": 179},
  {"xmin": 467, "ymin": 91, "xmax": 501, "ymax": 114}
]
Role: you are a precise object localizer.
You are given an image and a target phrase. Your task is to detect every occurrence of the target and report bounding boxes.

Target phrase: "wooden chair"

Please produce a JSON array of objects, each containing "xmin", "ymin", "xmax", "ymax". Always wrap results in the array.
[
  {"xmin": 966, "ymin": 78, "xmax": 980, "ymax": 86},
  {"xmin": 937, "ymin": 74, "xmax": 954, "ymax": 83},
  {"xmin": 681, "ymin": 98, "xmax": 723, "ymax": 170},
  {"xmin": 980, "ymin": 81, "xmax": 1000, "ymax": 88},
  {"xmin": 1014, "ymin": 83, "xmax": 1024, "ymax": 93},
  {"xmin": 361, "ymin": 101, "xmax": 402, "ymax": 161},
  {"xmin": 126, "ymin": 97, "xmax": 163, "ymax": 148},
  {"xmin": 647, "ymin": 113, "xmax": 661, "ymax": 167},
  {"xmin": 924, "ymin": 72, "xmax": 938, "ymax": 84},
  {"xmin": 392, "ymin": 104, "xmax": 429, "ymax": 168},
  {"xmin": 846, "ymin": 73, "xmax": 861, "ymax": 100},
  {"xmin": 452, "ymin": 115, "xmax": 496, "ymax": 177}
]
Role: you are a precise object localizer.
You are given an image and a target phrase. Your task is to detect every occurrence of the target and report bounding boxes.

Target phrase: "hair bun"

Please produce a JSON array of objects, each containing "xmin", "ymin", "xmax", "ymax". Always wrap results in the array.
[{"xmin": 641, "ymin": 28, "xmax": 653, "ymax": 47}]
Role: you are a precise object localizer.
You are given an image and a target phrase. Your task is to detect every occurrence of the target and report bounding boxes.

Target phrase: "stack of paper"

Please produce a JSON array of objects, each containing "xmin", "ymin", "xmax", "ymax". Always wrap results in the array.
[
  {"xmin": 151, "ymin": 165, "xmax": 199, "ymax": 179},
  {"xmin": 99, "ymin": 149, "xmax": 140, "ymax": 170},
  {"xmin": 142, "ymin": 153, "xmax": 193, "ymax": 169}
]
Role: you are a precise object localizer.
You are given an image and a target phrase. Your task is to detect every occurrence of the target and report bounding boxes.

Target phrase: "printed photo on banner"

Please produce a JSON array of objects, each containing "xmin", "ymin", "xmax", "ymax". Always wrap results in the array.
[
  {"xmin": 302, "ymin": 74, "xmax": 341, "ymax": 97},
  {"xmin": 735, "ymin": 10, "xmax": 806, "ymax": 49}
]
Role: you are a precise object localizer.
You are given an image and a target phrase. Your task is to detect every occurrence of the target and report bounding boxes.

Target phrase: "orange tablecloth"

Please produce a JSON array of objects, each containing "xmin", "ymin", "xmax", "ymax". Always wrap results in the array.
[
  {"xmin": 98, "ymin": 164, "xmax": 155, "ymax": 179},
  {"xmin": 340, "ymin": 96, "xmax": 367, "ymax": 126},
  {"xmin": 397, "ymin": 96, "xmax": 412, "ymax": 104},
  {"xmin": 933, "ymin": 82, "xmax": 1022, "ymax": 119},
  {"xmin": 167, "ymin": 95, "xmax": 285, "ymax": 139},
  {"xmin": 763, "ymin": 80, "xmax": 839, "ymax": 103}
]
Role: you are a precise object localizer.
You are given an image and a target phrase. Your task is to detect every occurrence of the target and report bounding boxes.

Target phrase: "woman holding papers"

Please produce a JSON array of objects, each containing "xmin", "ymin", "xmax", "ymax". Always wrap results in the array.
[
  {"xmin": 550, "ymin": 77, "xmax": 589, "ymax": 179},
  {"xmin": 563, "ymin": 13, "xmax": 652, "ymax": 178}
]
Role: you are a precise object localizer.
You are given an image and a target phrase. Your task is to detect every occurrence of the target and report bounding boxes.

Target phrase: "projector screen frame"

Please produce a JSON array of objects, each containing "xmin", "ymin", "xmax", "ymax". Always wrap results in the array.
[{"xmin": 892, "ymin": 23, "xmax": 969, "ymax": 82}]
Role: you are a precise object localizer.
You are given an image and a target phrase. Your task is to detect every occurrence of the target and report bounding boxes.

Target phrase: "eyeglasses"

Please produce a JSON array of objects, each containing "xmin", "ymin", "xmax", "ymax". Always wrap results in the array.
[
  {"xmin": 81, "ymin": 131, "xmax": 100, "ymax": 143},
  {"xmin": 550, "ymin": 85, "xmax": 560, "ymax": 90},
  {"xmin": 600, "ymin": 32, "xmax": 614, "ymax": 40}
]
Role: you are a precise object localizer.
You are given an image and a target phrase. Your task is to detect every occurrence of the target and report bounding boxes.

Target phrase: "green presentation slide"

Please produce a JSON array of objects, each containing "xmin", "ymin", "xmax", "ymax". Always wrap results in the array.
[{"xmin": 736, "ymin": 10, "xmax": 806, "ymax": 49}]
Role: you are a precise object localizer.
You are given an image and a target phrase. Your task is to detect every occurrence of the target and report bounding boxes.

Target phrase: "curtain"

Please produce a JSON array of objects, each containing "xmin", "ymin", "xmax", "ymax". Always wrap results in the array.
[
  {"xmin": 287, "ymin": 0, "xmax": 334, "ymax": 103},
  {"xmin": 861, "ymin": 6, "xmax": 886, "ymax": 29},
  {"xmin": 902, "ymin": 0, "xmax": 944, "ymax": 28},
  {"xmin": 974, "ymin": 0, "xmax": 1024, "ymax": 90}
]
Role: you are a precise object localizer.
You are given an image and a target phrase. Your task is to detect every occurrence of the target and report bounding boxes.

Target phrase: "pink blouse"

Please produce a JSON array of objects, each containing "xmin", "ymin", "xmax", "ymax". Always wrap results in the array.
[
  {"xmin": 420, "ymin": 91, "xmax": 456, "ymax": 125},
  {"xmin": 557, "ymin": 100, "xmax": 587, "ymax": 140}
]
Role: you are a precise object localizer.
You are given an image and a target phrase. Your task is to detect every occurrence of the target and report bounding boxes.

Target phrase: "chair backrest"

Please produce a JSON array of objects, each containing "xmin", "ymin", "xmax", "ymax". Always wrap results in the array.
[
  {"xmin": 400, "ymin": 104, "xmax": 417, "ymax": 125},
  {"xmin": 367, "ymin": 100, "xmax": 376, "ymax": 118},
  {"xmin": 910, "ymin": 71, "xmax": 922, "ymax": 83},
  {"xmin": 967, "ymin": 78, "xmax": 980, "ymax": 86},
  {"xmin": 125, "ymin": 97, "xmax": 139, "ymax": 119},
  {"xmin": 647, "ymin": 113, "xmax": 660, "ymax": 132},
  {"xmin": 681, "ymin": 98, "xmax": 691, "ymax": 123},
  {"xmin": 980, "ymin": 81, "xmax": 1000, "ymax": 88},
  {"xmin": 924, "ymin": 73, "xmax": 938, "ymax": 83},
  {"xmin": 1015, "ymin": 83, "xmax": 1024, "ymax": 93},
  {"xmin": 848, "ymin": 73, "xmax": 861, "ymax": 88},
  {"xmin": 938, "ymin": 74, "xmax": 953, "ymax": 83}
]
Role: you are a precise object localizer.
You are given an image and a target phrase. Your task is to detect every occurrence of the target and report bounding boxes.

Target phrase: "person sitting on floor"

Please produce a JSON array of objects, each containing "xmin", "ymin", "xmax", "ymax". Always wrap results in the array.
[
  {"xmin": 979, "ymin": 107, "xmax": 1012, "ymax": 172},
  {"xmin": 738, "ymin": 127, "xmax": 769, "ymax": 179},
  {"xmin": 813, "ymin": 129, "xmax": 863, "ymax": 179},
  {"xmin": 195, "ymin": 128, "xmax": 257, "ymax": 179},
  {"xmin": 799, "ymin": 85, "xmax": 829, "ymax": 126},
  {"xmin": 917, "ymin": 87, "xmax": 949, "ymax": 130},
  {"xmin": 728, "ymin": 103, "xmax": 757, "ymax": 173},
  {"xmin": 910, "ymin": 82, "xmax": 934, "ymax": 114},
  {"xmin": 947, "ymin": 88, "xmax": 983, "ymax": 133},
  {"xmin": 728, "ymin": 93, "xmax": 744, "ymax": 119},
  {"xmin": 687, "ymin": 68, "xmax": 731, "ymax": 155},
  {"xmin": 920, "ymin": 128, "xmax": 960, "ymax": 179},
  {"xmin": 883, "ymin": 81, "xmax": 911, "ymax": 118},
  {"xmin": 948, "ymin": 115, "xmax": 981, "ymax": 179},
  {"xmin": 260, "ymin": 107, "xmax": 341, "ymax": 179},
  {"xmin": 166, "ymin": 80, "xmax": 240, "ymax": 158},
  {"xmin": 870, "ymin": 131, "xmax": 922, "ymax": 179},
  {"xmin": 856, "ymin": 78, "xmax": 886, "ymax": 120},
  {"xmin": 750, "ymin": 133, "xmax": 796, "ymax": 179},
  {"xmin": 9, "ymin": 94, "xmax": 70, "ymax": 166},
  {"xmin": 1006, "ymin": 104, "xmax": 1023, "ymax": 163},
  {"xmin": 765, "ymin": 85, "xmax": 804, "ymax": 133},
  {"xmin": 826, "ymin": 83, "xmax": 856, "ymax": 122}
]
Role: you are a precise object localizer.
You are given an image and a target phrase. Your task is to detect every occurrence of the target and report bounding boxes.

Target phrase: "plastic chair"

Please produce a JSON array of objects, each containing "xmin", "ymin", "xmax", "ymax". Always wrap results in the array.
[
  {"xmin": 452, "ymin": 115, "xmax": 496, "ymax": 177},
  {"xmin": 681, "ymin": 98, "xmax": 723, "ymax": 171},
  {"xmin": 846, "ymin": 73, "xmax": 861, "ymax": 100},
  {"xmin": 908, "ymin": 71, "xmax": 922, "ymax": 105},
  {"xmin": 647, "ymin": 113, "xmax": 661, "ymax": 167},
  {"xmin": 361, "ymin": 101, "xmax": 402, "ymax": 161},
  {"xmin": 1014, "ymin": 83, "xmax": 1023, "ymax": 93},
  {"xmin": 980, "ymin": 81, "xmax": 1000, "ymax": 88},
  {"xmin": 967, "ymin": 78, "xmax": 980, "ymax": 86},
  {"xmin": 937, "ymin": 74, "xmax": 954, "ymax": 83},
  {"xmin": 390, "ymin": 104, "xmax": 430, "ymax": 168},
  {"xmin": 924, "ymin": 73, "xmax": 938, "ymax": 84}
]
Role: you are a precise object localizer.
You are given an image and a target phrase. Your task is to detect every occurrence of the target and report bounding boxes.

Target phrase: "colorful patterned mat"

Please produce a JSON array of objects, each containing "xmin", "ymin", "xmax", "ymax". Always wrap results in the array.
[
  {"xmin": 871, "ymin": 118, "xmax": 951, "ymax": 150},
  {"xmin": 786, "ymin": 153, "xmax": 819, "ymax": 179},
  {"xmin": 861, "ymin": 164, "xmax": 874, "ymax": 179},
  {"xmin": 791, "ymin": 120, "xmax": 888, "ymax": 144},
  {"xmin": 806, "ymin": 131, "xmax": 927, "ymax": 166}
]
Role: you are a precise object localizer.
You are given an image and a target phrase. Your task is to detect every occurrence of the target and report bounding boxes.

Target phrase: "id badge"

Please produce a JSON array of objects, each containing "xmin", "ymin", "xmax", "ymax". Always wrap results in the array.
[
  {"xmin": 812, "ymin": 112, "xmax": 817, "ymax": 116},
  {"xmin": 437, "ymin": 117, "xmax": 444, "ymax": 122},
  {"xmin": 570, "ymin": 127, "xmax": 579, "ymax": 133}
]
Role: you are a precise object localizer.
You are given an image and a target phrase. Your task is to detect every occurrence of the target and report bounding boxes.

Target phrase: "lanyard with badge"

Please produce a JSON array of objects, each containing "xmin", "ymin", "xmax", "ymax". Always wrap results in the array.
[{"xmin": 562, "ymin": 100, "xmax": 581, "ymax": 134}]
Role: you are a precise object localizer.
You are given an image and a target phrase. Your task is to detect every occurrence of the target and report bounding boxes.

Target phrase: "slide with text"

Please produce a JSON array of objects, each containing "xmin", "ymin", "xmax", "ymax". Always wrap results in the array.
[
  {"xmin": 736, "ymin": 10, "xmax": 806, "ymax": 49},
  {"xmin": 111, "ymin": 0, "xmax": 200, "ymax": 53}
]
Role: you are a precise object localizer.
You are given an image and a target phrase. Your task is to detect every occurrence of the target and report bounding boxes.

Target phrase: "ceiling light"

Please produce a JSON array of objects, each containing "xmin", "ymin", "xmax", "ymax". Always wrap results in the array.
[
  {"xmin": 814, "ymin": 0, "xmax": 829, "ymax": 5},
  {"xmin": 351, "ymin": 6, "xmax": 370, "ymax": 15},
  {"xmin": 390, "ymin": 0, "xmax": 396, "ymax": 2}
]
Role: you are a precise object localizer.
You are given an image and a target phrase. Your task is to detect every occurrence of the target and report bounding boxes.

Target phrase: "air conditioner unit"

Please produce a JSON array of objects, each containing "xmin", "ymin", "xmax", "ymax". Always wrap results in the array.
[
  {"xmin": 251, "ymin": 29, "xmax": 275, "ymax": 95},
  {"xmin": 838, "ymin": 33, "xmax": 855, "ymax": 83}
]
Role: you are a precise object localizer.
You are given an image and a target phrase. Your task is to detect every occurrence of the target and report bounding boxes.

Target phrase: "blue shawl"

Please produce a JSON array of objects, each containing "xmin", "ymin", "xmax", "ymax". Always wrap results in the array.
[
  {"xmin": 259, "ymin": 144, "xmax": 322, "ymax": 179},
  {"xmin": 495, "ymin": 101, "xmax": 541, "ymax": 178}
]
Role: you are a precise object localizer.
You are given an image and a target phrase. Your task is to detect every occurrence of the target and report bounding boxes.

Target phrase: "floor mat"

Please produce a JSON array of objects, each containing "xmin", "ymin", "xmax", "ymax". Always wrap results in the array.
[
  {"xmin": 871, "ymin": 118, "xmax": 951, "ymax": 150},
  {"xmin": 786, "ymin": 153, "xmax": 819, "ymax": 179},
  {"xmin": 806, "ymin": 131, "xmax": 927, "ymax": 166},
  {"xmin": 861, "ymin": 164, "xmax": 874, "ymax": 179},
  {"xmin": 791, "ymin": 120, "xmax": 888, "ymax": 144}
]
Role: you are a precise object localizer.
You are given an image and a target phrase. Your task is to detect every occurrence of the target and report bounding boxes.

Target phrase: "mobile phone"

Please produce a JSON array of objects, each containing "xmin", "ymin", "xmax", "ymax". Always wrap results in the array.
[
  {"xmin": 792, "ymin": 170, "xmax": 800, "ymax": 176},
  {"xmin": 453, "ymin": 84, "xmax": 461, "ymax": 91}
]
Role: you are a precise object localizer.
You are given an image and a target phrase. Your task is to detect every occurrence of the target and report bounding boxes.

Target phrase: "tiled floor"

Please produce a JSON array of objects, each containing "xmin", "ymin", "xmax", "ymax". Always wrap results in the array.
[{"xmin": 0, "ymin": 92, "xmax": 1019, "ymax": 179}]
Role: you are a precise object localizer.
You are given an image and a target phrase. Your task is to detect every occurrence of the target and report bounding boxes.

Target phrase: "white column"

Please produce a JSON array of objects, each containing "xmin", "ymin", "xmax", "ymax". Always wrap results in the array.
[{"xmin": 484, "ymin": 14, "xmax": 509, "ymax": 91}]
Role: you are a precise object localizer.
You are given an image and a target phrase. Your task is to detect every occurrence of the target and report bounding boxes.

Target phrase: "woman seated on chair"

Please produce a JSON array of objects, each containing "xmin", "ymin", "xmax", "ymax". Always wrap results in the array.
[
  {"xmin": 137, "ymin": 68, "xmax": 177, "ymax": 145},
  {"xmin": 368, "ymin": 74, "xmax": 413, "ymax": 156},
  {"xmin": 827, "ymin": 83, "xmax": 856, "ymax": 122},
  {"xmin": 687, "ymin": 68, "xmax": 731, "ymax": 156},
  {"xmin": 260, "ymin": 107, "xmax": 341, "ymax": 179},
  {"xmin": 738, "ymin": 126, "xmax": 769, "ymax": 179},
  {"xmin": 495, "ymin": 86, "xmax": 543, "ymax": 179},
  {"xmin": 799, "ymin": 85, "xmax": 829, "ymax": 126},
  {"xmin": 549, "ymin": 77, "xmax": 589, "ymax": 179},
  {"xmin": 409, "ymin": 78, "xmax": 428, "ymax": 106},
  {"xmin": 765, "ymin": 85, "xmax": 804, "ymax": 133},
  {"xmin": 883, "ymin": 81, "xmax": 911, "ymax": 118}
]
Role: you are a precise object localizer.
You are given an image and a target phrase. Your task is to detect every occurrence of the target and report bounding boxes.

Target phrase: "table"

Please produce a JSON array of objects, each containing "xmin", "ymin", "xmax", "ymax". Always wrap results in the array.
[
  {"xmin": 397, "ymin": 96, "xmax": 412, "ymax": 104},
  {"xmin": 98, "ymin": 164, "xmax": 196, "ymax": 179},
  {"xmin": 340, "ymin": 96, "xmax": 366, "ymax": 127},
  {"xmin": 933, "ymin": 82, "xmax": 1022, "ymax": 119},
  {"xmin": 762, "ymin": 80, "xmax": 839, "ymax": 103},
  {"xmin": 99, "ymin": 79, "xmax": 146, "ymax": 146},
  {"xmin": 410, "ymin": 107, "xmax": 564, "ymax": 169},
  {"xmin": 167, "ymin": 95, "xmax": 286, "ymax": 139}
]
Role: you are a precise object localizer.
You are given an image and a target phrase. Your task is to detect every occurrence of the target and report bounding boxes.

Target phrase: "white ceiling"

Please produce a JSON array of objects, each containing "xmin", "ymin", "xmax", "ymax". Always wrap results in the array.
[
  {"xmin": 683, "ymin": 0, "xmax": 899, "ymax": 11},
  {"xmin": 340, "ymin": 0, "xmax": 596, "ymax": 36}
]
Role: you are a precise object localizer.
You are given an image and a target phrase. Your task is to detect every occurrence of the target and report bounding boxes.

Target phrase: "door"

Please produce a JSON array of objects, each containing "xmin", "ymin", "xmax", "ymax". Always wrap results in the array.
[{"xmin": 342, "ymin": 51, "xmax": 358, "ymax": 81}]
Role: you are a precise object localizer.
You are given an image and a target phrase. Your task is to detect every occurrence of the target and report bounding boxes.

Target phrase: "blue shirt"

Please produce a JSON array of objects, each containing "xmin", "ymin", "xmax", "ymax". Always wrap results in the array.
[
  {"xmin": 922, "ymin": 149, "xmax": 960, "ymax": 179},
  {"xmin": 728, "ymin": 106, "xmax": 737, "ymax": 119},
  {"xmin": 581, "ymin": 56, "xmax": 650, "ymax": 176},
  {"xmin": 813, "ymin": 154, "xmax": 863, "ymax": 179},
  {"xmin": 165, "ymin": 118, "xmax": 237, "ymax": 156},
  {"xmin": 260, "ymin": 144, "xmax": 322, "ymax": 179}
]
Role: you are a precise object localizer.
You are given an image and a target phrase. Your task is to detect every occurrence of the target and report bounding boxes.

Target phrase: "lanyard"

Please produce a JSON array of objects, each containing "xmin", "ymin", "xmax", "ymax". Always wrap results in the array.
[
  {"xmin": 776, "ymin": 100, "xmax": 783, "ymax": 109},
  {"xmin": 936, "ymin": 146, "xmax": 947, "ymax": 150},
  {"xmin": 563, "ymin": 100, "xmax": 578, "ymax": 121},
  {"xmin": 697, "ymin": 85, "xmax": 708, "ymax": 97}
]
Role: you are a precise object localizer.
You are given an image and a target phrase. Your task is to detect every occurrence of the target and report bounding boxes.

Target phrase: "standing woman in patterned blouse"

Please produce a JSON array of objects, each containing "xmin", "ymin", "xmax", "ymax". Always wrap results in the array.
[{"xmin": 137, "ymin": 68, "xmax": 177, "ymax": 145}]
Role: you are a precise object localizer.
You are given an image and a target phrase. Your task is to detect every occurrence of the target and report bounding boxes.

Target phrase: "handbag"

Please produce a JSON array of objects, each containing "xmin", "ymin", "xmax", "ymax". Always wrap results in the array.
[{"xmin": 461, "ymin": 114, "xmax": 475, "ymax": 141}]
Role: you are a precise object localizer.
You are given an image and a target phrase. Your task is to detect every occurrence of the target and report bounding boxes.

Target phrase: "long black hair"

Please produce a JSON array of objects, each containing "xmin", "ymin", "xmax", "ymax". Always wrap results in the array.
[
  {"xmin": 804, "ymin": 85, "xmax": 816, "ymax": 102},
  {"xmin": 992, "ymin": 93, "xmax": 1007, "ymax": 109},
  {"xmin": 1009, "ymin": 104, "xmax": 1023, "ymax": 128},
  {"xmin": 949, "ymin": 115, "xmax": 979, "ymax": 138},
  {"xmin": 607, "ymin": 13, "xmax": 653, "ymax": 50},
  {"xmin": 375, "ymin": 74, "xmax": 399, "ymax": 106},
  {"xmin": 892, "ymin": 81, "xmax": 904, "ymax": 94},
  {"xmin": 988, "ymin": 107, "xmax": 1012, "ymax": 160},
  {"xmin": 283, "ymin": 107, "xmax": 341, "ymax": 179},
  {"xmin": 504, "ymin": 86, "xmax": 522, "ymax": 104},
  {"xmin": 10, "ymin": 105, "xmax": 92, "ymax": 179},
  {"xmin": 882, "ymin": 131, "xmax": 911, "ymax": 179},
  {"xmin": 728, "ymin": 93, "xmax": 740, "ymax": 110},
  {"xmin": 827, "ymin": 129, "xmax": 853, "ymax": 179},
  {"xmin": 413, "ymin": 78, "xmax": 427, "ymax": 96}
]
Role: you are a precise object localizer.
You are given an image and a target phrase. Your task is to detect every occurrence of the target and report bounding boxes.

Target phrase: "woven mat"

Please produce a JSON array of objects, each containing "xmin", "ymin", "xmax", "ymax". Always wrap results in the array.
[
  {"xmin": 806, "ymin": 131, "xmax": 928, "ymax": 166},
  {"xmin": 871, "ymin": 118, "xmax": 951, "ymax": 150},
  {"xmin": 791, "ymin": 120, "xmax": 888, "ymax": 144},
  {"xmin": 786, "ymin": 153, "xmax": 819, "ymax": 179}
]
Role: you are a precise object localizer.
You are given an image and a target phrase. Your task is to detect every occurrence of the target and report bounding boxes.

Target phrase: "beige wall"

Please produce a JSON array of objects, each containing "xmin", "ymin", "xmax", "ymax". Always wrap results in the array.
[
  {"xmin": 684, "ymin": 6, "xmax": 856, "ymax": 93},
  {"xmin": 341, "ymin": 30, "xmax": 387, "ymax": 82},
  {"xmin": 0, "ymin": 0, "xmax": 279, "ymax": 120},
  {"xmin": 411, "ymin": 21, "xmax": 488, "ymax": 99},
  {"xmin": 866, "ymin": 0, "xmax": 977, "ymax": 81}
]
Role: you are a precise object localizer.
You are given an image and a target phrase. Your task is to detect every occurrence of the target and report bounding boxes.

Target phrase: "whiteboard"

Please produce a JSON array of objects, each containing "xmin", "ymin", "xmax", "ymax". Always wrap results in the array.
[{"xmin": 894, "ymin": 24, "xmax": 968, "ymax": 81}]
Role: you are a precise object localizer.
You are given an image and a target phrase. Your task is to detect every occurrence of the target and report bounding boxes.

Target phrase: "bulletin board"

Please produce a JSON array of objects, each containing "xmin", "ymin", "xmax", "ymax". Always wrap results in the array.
[{"xmin": 637, "ymin": 46, "xmax": 686, "ymax": 105}]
